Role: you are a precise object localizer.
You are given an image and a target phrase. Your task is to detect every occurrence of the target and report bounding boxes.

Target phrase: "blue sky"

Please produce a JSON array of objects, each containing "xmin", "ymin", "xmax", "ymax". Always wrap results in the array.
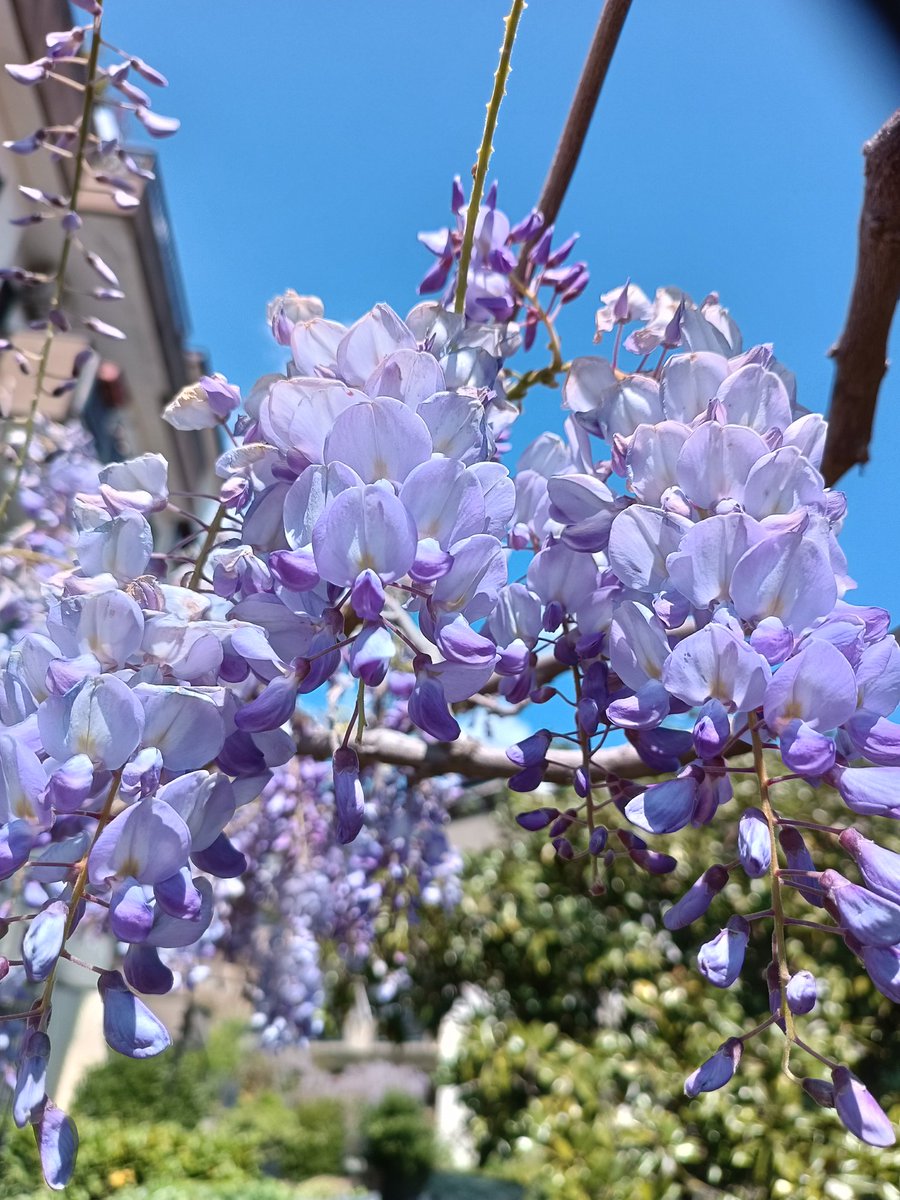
[{"xmin": 110, "ymin": 1, "xmax": 900, "ymax": 611}]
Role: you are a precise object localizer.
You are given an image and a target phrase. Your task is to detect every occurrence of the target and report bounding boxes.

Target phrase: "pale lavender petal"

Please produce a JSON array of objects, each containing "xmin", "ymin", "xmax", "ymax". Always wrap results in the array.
[
  {"xmin": 660, "ymin": 352, "xmax": 729, "ymax": 424},
  {"xmin": 715, "ymin": 364, "xmax": 792, "ymax": 432},
  {"xmin": 324, "ymin": 396, "xmax": 431, "ymax": 483},
  {"xmin": 88, "ymin": 798, "xmax": 191, "ymax": 886},
  {"xmin": 608, "ymin": 505, "xmax": 692, "ymax": 593},
  {"xmin": 312, "ymin": 484, "xmax": 417, "ymax": 586},
  {"xmin": 663, "ymin": 624, "xmax": 769, "ymax": 711},
  {"xmin": 763, "ymin": 641, "xmax": 856, "ymax": 732},
  {"xmin": 335, "ymin": 303, "xmax": 417, "ymax": 386},
  {"xmin": 290, "ymin": 317, "xmax": 346, "ymax": 374},
  {"xmin": 676, "ymin": 421, "xmax": 768, "ymax": 509},
  {"xmin": 260, "ymin": 378, "xmax": 365, "ymax": 458},
  {"xmin": 433, "ymin": 534, "xmax": 508, "ymax": 621},
  {"xmin": 625, "ymin": 421, "xmax": 691, "ymax": 505},
  {"xmin": 400, "ymin": 459, "xmax": 486, "ymax": 547},
  {"xmin": 730, "ymin": 528, "xmax": 837, "ymax": 633},
  {"xmin": 666, "ymin": 513, "xmax": 763, "ymax": 609},
  {"xmin": 39, "ymin": 674, "xmax": 143, "ymax": 769}
]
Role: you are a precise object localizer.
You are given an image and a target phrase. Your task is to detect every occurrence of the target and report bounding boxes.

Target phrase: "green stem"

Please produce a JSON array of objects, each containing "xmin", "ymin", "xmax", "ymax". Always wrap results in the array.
[
  {"xmin": 39, "ymin": 767, "xmax": 123, "ymax": 1029},
  {"xmin": 454, "ymin": 0, "xmax": 527, "ymax": 315},
  {"xmin": 0, "ymin": 1, "xmax": 106, "ymax": 528},
  {"xmin": 187, "ymin": 502, "xmax": 226, "ymax": 591},
  {"xmin": 748, "ymin": 712, "xmax": 796, "ymax": 1069}
]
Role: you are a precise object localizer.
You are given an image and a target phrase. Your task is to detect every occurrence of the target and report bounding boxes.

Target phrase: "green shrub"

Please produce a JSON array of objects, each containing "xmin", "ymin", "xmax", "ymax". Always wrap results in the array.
[
  {"xmin": 0, "ymin": 1118, "xmax": 258, "ymax": 1200},
  {"xmin": 218, "ymin": 1093, "xmax": 345, "ymax": 1181},
  {"xmin": 72, "ymin": 1047, "xmax": 222, "ymax": 1129},
  {"xmin": 361, "ymin": 1091, "xmax": 435, "ymax": 1200},
  {"xmin": 0, "ymin": 1095, "xmax": 344, "ymax": 1200},
  {"xmin": 92, "ymin": 1183, "xmax": 300, "ymax": 1200},
  {"xmin": 107, "ymin": 1180, "xmax": 367, "ymax": 1200},
  {"xmin": 397, "ymin": 775, "xmax": 900, "ymax": 1199}
]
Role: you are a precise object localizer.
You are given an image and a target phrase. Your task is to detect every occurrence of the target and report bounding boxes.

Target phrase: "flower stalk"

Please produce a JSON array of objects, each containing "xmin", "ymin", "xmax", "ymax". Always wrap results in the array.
[{"xmin": 454, "ymin": 0, "xmax": 527, "ymax": 315}]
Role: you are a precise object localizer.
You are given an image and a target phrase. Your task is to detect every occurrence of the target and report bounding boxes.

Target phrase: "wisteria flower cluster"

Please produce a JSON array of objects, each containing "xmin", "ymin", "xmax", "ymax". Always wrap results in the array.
[
  {"xmin": 419, "ymin": 177, "xmax": 588, "ymax": 333},
  {"xmin": 213, "ymin": 753, "xmax": 461, "ymax": 1045},
  {"xmin": 165, "ymin": 247, "xmax": 900, "ymax": 1150},
  {"xmin": 2, "ymin": 13, "xmax": 900, "ymax": 1177}
]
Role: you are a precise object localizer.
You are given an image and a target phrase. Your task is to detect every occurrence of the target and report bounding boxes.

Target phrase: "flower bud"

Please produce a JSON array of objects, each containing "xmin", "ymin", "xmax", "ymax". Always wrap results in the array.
[
  {"xmin": 507, "ymin": 730, "xmax": 552, "ymax": 769},
  {"xmin": 663, "ymin": 865, "xmax": 729, "ymax": 931},
  {"xmin": 697, "ymin": 916, "xmax": 750, "ymax": 988},
  {"xmin": 588, "ymin": 827, "xmax": 608, "ymax": 856},
  {"xmin": 684, "ymin": 1037, "xmax": 742, "ymax": 1098},
  {"xmin": 37, "ymin": 1103, "xmax": 79, "ymax": 1191},
  {"xmin": 802, "ymin": 1077, "xmax": 835, "ymax": 1109},
  {"xmin": 515, "ymin": 807, "xmax": 559, "ymax": 832},
  {"xmin": 333, "ymin": 747, "xmax": 365, "ymax": 845},
  {"xmin": 786, "ymin": 969, "xmax": 817, "ymax": 1015},
  {"xmin": 351, "ymin": 568, "xmax": 385, "ymax": 621},
  {"xmin": 778, "ymin": 826, "xmax": 824, "ymax": 906},
  {"xmin": 737, "ymin": 807, "xmax": 771, "ymax": 878},
  {"xmin": 98, "ymin": 970, "xmax": 171, "ymax": 1059},
  {"xmin": 234, "ymin": 673, "xmax": 298, "ymax": 733},
  {"xmin": 23, "ymin": 900, "xmax": 67, "ymax": 983},
  {"xmin": 692, "ymin": 699, "xmax": 730, "ymax": 760},
  {"xmin": 13, "ymin": 1030, "xmax": 51, "ymax": 1127},
  {"xmin": 839, "ymin": 828, "xmax": 900, "ymax": 906},
  {"xmin": 820, "ymin": 869, "xmax": 900, "ymax": 947},
  {"xmin": 832, "ymin": 1066, "xmax": 896, "ymax": 1146}
]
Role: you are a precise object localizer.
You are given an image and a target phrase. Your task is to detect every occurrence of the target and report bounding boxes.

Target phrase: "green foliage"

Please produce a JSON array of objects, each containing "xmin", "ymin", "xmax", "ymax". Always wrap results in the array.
[
  {"xmin": 397, "ymin": 774, "xmax": 900, "ymax": 1199},
  {"xmin": 73, "ymin": 1181, "xmax": 300, "ymax": 1200},
  {"xmin": 72, "ymin": 1049, "xmax": 219, "ymax": 1129},
  {"xmin": 106, "ymin": 1179, "xmax": 365, "ymax": 1200},
  {"xmin": 0, "ymin": 1117, "xmax": 259, "ymax": 1200},
  {"xmin": 360, "ymin": 1091, "xmax": 436, "ymax": 1200},
  {"xmin": 0, "ymin": 1094, "xmax": 344, "ymax": 1200},
  {"xmin": 218, "ymin": 1094, "xmax": 345, "ymax": 1182},
  {"xmin": 71, "ymin": 1019, "xmax": 247, "ymax": 1130}
]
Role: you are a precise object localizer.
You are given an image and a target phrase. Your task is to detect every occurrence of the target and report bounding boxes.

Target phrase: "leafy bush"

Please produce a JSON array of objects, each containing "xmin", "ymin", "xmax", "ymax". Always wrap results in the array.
[
  {"xmin": 0, "ymin": 1095, "xmax": 344, "ymax": 1199},
  {"xmin": 361, "ymin": 1091, "xmax": 435, "ymax": 1200},
  {"xmin": 97, "ymin": 1183, "xmax": 301, "ymax": 1200},
  {"xmin": 0, "ymin": 1118, "xmax": 258, "ymax": 1200},
  {"xmin": 103, "ymin": 1179, "xmax": 366, "ymax": 1200},
  {"xmin": 218, "ymin": 1093, "xmax": 345, "ymax": 1181},
  {"xmin": 72, "ymin": 1021, "xmax": 246, "ymax": 1129},
  {"xmin": 398, "ymin": 776, "xmax": 900, "ymax": 1199},
  {"xmin": 72, "ymin": 1049, "xmax": 219, "ymax": 1130}
]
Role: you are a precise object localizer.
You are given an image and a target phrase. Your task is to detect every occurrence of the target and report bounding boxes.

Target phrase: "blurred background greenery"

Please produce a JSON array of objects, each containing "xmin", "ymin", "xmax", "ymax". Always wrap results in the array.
[{"xmin": 4, "ymin": 775, "xmax": 900, "ymax": 1199}]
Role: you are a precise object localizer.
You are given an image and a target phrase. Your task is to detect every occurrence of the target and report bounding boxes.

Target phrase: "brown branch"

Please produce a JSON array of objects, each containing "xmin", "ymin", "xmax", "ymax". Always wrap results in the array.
[
  {"xmin": 532, "ymin": 0, "xmax": 632, "ymax": 233},
  {"xmin": 821, "ymin": 108, "xmax": 900, "ymax": 486},
  {"xmin": 294, "ymin": 719, "xmax": 652, "ymax": 785},
  {"xmin": 516, "ymin": 0, "xmax": 632, "ymax": 294}
]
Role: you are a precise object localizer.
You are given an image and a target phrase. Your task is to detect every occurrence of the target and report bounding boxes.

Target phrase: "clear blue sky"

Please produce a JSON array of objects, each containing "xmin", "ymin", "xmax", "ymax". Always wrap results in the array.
[{"xmin": 109, "ymin": 1, "xmax": 899, "ymax": 611}]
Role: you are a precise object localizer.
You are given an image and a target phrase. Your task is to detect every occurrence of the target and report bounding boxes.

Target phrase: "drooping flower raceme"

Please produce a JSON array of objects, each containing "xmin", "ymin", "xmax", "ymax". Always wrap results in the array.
[{"xmin": 3, "ymin": 154, "xmax": 900, "ymax": 1186}]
